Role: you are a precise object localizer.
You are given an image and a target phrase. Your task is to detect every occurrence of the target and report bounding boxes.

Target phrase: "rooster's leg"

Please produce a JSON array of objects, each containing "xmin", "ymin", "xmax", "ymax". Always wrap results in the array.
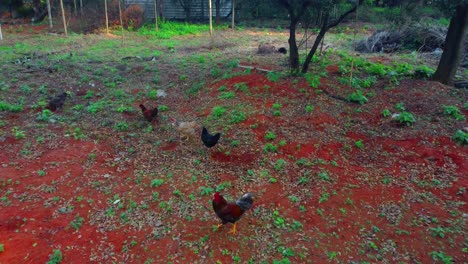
[
  {"xmin": 228, "ymin": 222, "xmax": 237, "ymax": 235},
  {"xmin": 214, "ymin": 223, "xmax": 223, "ymax": 231}
]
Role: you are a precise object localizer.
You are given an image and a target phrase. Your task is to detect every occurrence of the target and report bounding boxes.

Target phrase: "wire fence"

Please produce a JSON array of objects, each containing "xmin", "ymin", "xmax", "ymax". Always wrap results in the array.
[{"xmin": 0, "ymin": 0, "xmax": 292, "ymax": 31}]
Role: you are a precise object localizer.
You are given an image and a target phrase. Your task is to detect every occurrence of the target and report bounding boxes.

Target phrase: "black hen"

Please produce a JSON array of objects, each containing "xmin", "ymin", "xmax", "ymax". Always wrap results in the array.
[
  {"xmin": 139, "ymin": 104, "xmax": 158, "ymax": 122},
  {"xmin": 46, "ymin": 92, "xmax": 67, "ymax": 111},
  {"xmin": 212, "ymin": 192, "xmax": 255, "ymax": 234},
  {"xmin": 277, "ymin": 47, "xmax": 287, "ymax": 54},
  {"xmin": 201, "ymin": 127, "xmax": 221, "ymax": 148}
]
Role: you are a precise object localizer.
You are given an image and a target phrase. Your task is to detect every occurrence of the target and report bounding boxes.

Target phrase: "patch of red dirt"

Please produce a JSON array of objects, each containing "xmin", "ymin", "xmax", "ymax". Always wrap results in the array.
[
  {"xmin": 210, "ymin": 151, "xmax": 257, "ymax": 164},
  {"xmin": 326, "ymin": 65, "xmax": 340, "ymax": 74},
  {"xmin": 280, "ymin": 141, "xmax": 318, "ymax": 158},
  {"xmin": 161, "ymin": 141, "xmax": 179, "ymax": 151}
]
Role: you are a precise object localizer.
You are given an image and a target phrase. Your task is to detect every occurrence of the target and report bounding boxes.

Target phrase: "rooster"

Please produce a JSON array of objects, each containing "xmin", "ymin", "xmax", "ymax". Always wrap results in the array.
[
  {"xmin": 170, "ymin": 118, "xmax": 200, "ymax": 141},
  {"xmin": 201, "ymin": 127, "xmax": 221, "ymax": 148},
  {"xmin": 139, "ymin": 104, "xmax": 158, "ymax": 123},
  {"xmin": 46, "ymin": 92, "xmax": 67, "ymax": 112},
  {"xmin": 212, "ymin": 192, "xmax": 255, "ymax": 234}
]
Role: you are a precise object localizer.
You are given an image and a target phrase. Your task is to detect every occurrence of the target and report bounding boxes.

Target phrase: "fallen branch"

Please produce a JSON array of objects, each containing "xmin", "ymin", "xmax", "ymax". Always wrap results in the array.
[
  {"xmin": 454, "ymin": 80, "xmax": 468, "ymax": 89},
  {"xmin": 122, "ymin": 56, "xmax": 157, "ymax": 61},
  {"xmin": 21, "ymin": 68, "xmax": 56, "ymax": 73},
  {"xmin": 237, "ymin": 64, "xmax": 273, "ymax": 73},
  {"xmin": 320, "ymin": 89, "xmax": 350, "ymax": 103}
]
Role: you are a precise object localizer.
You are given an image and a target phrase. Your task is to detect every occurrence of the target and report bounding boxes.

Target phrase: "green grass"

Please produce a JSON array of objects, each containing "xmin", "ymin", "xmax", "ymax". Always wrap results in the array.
[{"xmin": 138, "ymin": 21, "xmax": 210, "ymax": 39}]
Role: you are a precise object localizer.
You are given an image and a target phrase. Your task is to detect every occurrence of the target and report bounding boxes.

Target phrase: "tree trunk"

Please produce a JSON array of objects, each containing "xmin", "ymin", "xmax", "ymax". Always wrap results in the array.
[
  {"xmin": 231, "ymin": 0, "xmax": 235, "ymax": 29},
  {"xmin": 46, "ymin": 0, "xmax": 53, "ymax": 28},
  {"xmin": 32, "ymin": 0, "xmax": 41, "ymax": 18},
  {"xmin": 9, "ymin": 0, "xmax": 23, "ymax": 18},
  {"xmin": 104, "ymin": 0, "xmax": 109, "ymax": 34},
  {"xmin": 301, "ymin": 0, "xmax": 362, "ymax": 74},
  {"xmin": 288, "ymin": 18, "xmax": 300, "ymax": 74},
  {"xmin": 59, "ymin": 0, "xmax": 68, "ymax": 36},
  {"xmin": 302, "ymin": 14, "xmax": 329, "ymax": 73},
  {"xmin": 208, "ymin": 0, "xmax": 212, "ymax": 35},
  {"xmin": 215, "ymin": 0, "xmax": 220, "ymax": 24},
  {"xmin": 154, "ymin": 0, "xmax": 159, "ymax": 31},
  {"xmin": 433, "ymin": 4, "xmax": 468, "ymax": 85},
  {"xmin": 118, "ymin": 0, "xmax": 124, "ymax": 45}
]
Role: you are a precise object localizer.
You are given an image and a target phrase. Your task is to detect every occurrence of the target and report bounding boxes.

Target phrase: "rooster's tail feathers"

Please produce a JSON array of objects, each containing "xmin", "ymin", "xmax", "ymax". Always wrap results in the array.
[{"xmin": 236, "ymin": 193, "xmax": 255, "ymax": 211}]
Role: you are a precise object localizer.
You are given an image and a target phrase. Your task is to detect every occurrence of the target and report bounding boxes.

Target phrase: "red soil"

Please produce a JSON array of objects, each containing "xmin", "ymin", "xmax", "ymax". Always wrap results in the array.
[{"xmin": 0, "ymin": 59, "xmax": 467, "ymax": 263}]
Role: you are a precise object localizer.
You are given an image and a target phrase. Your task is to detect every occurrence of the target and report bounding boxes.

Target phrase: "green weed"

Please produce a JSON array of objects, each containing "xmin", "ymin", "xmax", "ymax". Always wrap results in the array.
[
  {"xmin": 305, "ymin": 73, "xmax": 320, "ymax": 88},
  {"xmin": 200, "ymin": 186, "xmax": 214, "ymax": 196},
  {"xmin": 274, "ymin": 159, "xmax": 286, "ymax": 171},
  {"xmin": 229, "ymin": 110, "xmax": 246, "ymax": 124},
  {"xmin": 319, "ymin": 192, "xmax": 330, "ymax": 203},
  {"xmin": 430, "ymin": 251, "xmax": 452, "ymax": 263},
  {"xmin": 158, "ymin": 105, "xmax": 169, "ymax": 111},
  {"xmin": 36, "ymin": 109, "xmax": 54, "ymax": 122},
  {"xmin": 430, "ymin": 226, "xmax": 448, "ymax": 238},
  {"xmin": 211, "ymin": 106, "xmax": 227, "ymax": 119},
  {"xmin": 0, "ymin": 101, "xmax": 23, "ymax": 112},
  {"xmin": 218, "ymin": 91, "xmax": 236, "ymax": 99},
  {"xmin": 273, "ymin": 210, "xmax": 286, "ymax": 228},
  {"xmin": 264, "ymin": 131, "xmax": 276, "ymax": 140},
  {"xmin": 114, "ymin": 122, "xmax": 129, "ymax": 131},
  {"xmin": 12, "ymin": 127, "xmax": 26, "ymax": 139},
  {"xmin": 288, "ymin": 195, "xmax": 299, "ymax": 203},
  {"xmin": 365, "ymin": 63, "xmax": 388, "ymax": 76},
  {"xmin": 150, "ymin": 179, "xmax": 164, "ymax": 187},
  {"xmin": 234, "ymin": 82, "xmax": 249, "ymax": 92},
  {"xmin": 263, "ymin": 143, "xmax": 278, "ymax": 153},
  {"xmin": 396, "ymin": 111, "xmax": 415, "ymax": 125},
  {"xmin": 267, "ymin": 71, "xmax": 281, "ymax": 82},
  {"xmin": 355, "ymin": 140, "xmax": 364, "ymax": 149},
  {"xmin": 70, "ymin": 215, "xmax": 84, "ymax": 230},
  {"xmin": 47, "ymin": 249, "xmax": 63, "ymax": 264},
  {"xmin": 382, "ymin": 109, "xmax": 391, "ymax": 117},
  {"xmin": 186, "ymin": 82, "xmax": 204, "ymax": 95},
  {"xmin": 348, "ymin": 90, "xmax": 368, "ymax": 104},
  {"xmin": 452, "ymin": 130, "xmax": 467, "ymax": 145},
  {"xmin": 414, "ymin": 65, "xmax": 434, "ymax": 79},
  {"xmin": 442, "ymin": 105, "xmax": 465, "ymax": 120},
  {"xmin": 394, "ymin": 102, "xmax": 406, "ymax": 111},
  {"xmin": 318, "ymin": 171, "xmax": 331, "ymax": 181}
]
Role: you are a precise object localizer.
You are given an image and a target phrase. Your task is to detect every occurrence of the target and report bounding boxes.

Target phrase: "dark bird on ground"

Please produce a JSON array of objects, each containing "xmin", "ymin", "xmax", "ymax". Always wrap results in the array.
[
  {"xmin": 212, "ymin": 192, "xmax": 255, "ymax": 234},
  {"xmin": 46, "ymin": 92, "xmax": 67, "ymax": 111},
  {"xmin": 278, "ymin": 47, "xmax": 287, "ymax": 54},
  {"xmin": 139, "ymin": 104, "xmax": 158, "ymax": 122},
  {"xmin": 201, "ymin": 127, "xmax": 221, "ymax": 148}
]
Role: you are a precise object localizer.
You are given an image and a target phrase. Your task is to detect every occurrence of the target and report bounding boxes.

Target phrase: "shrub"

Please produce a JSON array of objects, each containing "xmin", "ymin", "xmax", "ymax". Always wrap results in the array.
[
  {"xmin": 122, "ymin": 5, "xmax": 144, "ymax": 30},
  {"xmin": 414, "ymin": 65, "xmax": 435, "ymax": 79}
]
